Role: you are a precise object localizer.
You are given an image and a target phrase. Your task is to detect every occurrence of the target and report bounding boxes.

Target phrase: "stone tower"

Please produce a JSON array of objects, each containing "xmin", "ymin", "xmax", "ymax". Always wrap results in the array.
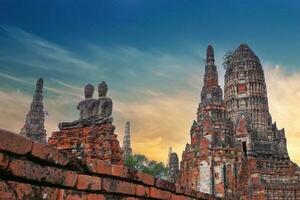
[
  {"xmin": 178, "ymin": 45, "xmax": 239, "ymax": 198},
  {"xmin": 20, "ymin": 78, "xmax": 47, "ymax": 144},
  {"xmin": 224, "ymin": 44, "xmax": 272, "ymax": 133},
  {"xmin": 168, "ymin": 152, "xmax": 179, "ymax": 183},
  {"xmin": 167, "ymin": 146, "xmax": 172, "ymax": 167},
  {"xmin": 224, "ymin": 44, "xmax": 289, "ymax": 160},
  {"xmin": 122, "ymin": 121, "xmax": 132, "ymax": 158}
]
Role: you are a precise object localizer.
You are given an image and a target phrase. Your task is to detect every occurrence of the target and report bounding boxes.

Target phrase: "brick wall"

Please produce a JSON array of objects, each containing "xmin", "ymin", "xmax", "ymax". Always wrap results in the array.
[{"xmin": 0, "ymin": 129, "xmax": 216, "ymax": 200}]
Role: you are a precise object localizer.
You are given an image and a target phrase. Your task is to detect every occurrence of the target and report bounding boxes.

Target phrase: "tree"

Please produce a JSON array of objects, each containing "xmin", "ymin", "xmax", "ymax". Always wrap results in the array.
[{"xmin": 124, "ymin": 154, "xmax": 169, "ymax": 179}]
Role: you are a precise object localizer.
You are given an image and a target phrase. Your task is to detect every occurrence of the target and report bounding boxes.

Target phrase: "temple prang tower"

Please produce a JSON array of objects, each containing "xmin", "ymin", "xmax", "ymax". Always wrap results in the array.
[
  {"xmin": 177, "ymin": 45, "xmax": 240, "ymax": 198},
  {"xmin": 122, "ymin": 121, "xmax": 132, "ymax": 158},
  {"xmin": 178, "ymin": 44, "xmax": 300, "ymax": 199},
  {"xmin": 20, "ymin": 78, "xmax": 47, "ymax": 144},
  {"xmin": 224, "ymin": 44, "xmax": 289, "ymax": 160}
]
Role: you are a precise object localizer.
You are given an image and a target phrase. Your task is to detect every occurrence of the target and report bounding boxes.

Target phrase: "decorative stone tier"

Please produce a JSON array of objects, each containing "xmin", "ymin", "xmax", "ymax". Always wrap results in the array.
[
  {"xmin": 48, "ymin": 124, "xmax": 124, "ymax": 165},
  {"xmin": 238, "ymin": 157, "xmax": 300, "ymax": 200},
  {"xmin": 0, "ymin": 129, "xmax": 217, "ymax": 200}
]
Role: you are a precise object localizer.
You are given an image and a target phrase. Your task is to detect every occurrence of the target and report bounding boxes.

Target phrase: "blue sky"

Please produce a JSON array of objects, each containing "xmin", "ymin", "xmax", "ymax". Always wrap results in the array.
[{"xmin": 0, "ymin": 0, "xmax": 300, "ymax": 163}]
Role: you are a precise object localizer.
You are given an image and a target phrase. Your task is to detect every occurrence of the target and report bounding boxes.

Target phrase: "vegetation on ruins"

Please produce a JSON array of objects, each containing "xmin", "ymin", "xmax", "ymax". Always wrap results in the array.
[{"xmin": 124, "ymin": 154, "xmax": 169, "ymax": 179}]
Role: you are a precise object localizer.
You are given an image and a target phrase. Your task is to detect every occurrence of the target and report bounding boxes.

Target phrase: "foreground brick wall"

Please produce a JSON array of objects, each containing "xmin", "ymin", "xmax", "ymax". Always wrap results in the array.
[{"xmin": 0, "ymin": 129, "xmax": 216, "ymax": 200}]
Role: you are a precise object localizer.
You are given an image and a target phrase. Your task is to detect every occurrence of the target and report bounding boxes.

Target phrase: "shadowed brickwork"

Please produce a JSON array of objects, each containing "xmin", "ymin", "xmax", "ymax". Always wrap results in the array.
[{"xmin": 0, "ymin": 129, "xmax": 217, "ymax": 200}]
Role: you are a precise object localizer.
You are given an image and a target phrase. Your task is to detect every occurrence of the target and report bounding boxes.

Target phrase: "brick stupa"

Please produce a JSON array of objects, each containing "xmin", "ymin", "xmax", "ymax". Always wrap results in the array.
[{"xmin": 48, "ymin": 81, "xmax": 123, "ymax": 165}]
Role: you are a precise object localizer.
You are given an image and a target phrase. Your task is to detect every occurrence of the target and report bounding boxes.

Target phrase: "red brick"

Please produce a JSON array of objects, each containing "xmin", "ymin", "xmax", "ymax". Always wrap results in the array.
[
  {"xmin": 31, "ymin": 142, "xmax": 69, "ymax": 166},
  {"xmin": 0, "ymin": 181, "xmax": 16, "ymax": 199},
  {"xmin": 135, "ymin": 184, "xmax": 149, "ymax": 197},
  {"xmin": 112, "ymin": 164, "xmax": 128, "ymax": 178},
  {"xmin": 63, "ymin": 170, "xmax": 78, "ymax": 187},
  {"xmin": 85, "ymin": 194, "xmax": 105, "ymax": 200},
  {"xmin": 7, "ymin": 158, "xmax": 77, "ymax": 187},
  {"xmin": 85, "ymin": 158, "xmax": 112, "ymax": 175},
  {"xmin": 141, "ymin": 172, "xmax": 155, "ymax": 186},
  {"xmin": 0, "ymin": 152, "xmax": 9, "ymax": 170},
  {"xmin": 149, "ymin": 187, "xmax": 171, "ymax": 200},
  {"xmin": 76, "ymin": 174, "xmax": 101, "ymax": 191},
  {"xmin": 57, "ymin": 189, "xmax": 86, "ymax": 200},
  {"xmin": 171, "ymin": 194, "xmax": 188, "ymax": 200},
  {"xmin": 102, "ymin": 178, "xmax": 136, "ymax": 195},
  {"xmin": 155, "ymin": 178, "xmax": 176, "ymax": 191},
  {"xmin": 175, "ymin": 184, "xmax": 185, "ymax": 194},
  {"xmin": 6, "ymin": 180, "xmax": 58, "ymax": 199},
  {"xmin": 0, "ymin": 129, "xmax": 32, "ymax": 155}
]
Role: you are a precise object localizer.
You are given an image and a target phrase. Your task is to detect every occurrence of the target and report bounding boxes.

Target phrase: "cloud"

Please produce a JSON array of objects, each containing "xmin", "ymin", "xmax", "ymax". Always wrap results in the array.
[
  {"xmin": 114, "ymin": 89, "xmax": 199, "ymax": 162},
  {"xmin": 0, "ymin": 25, "xmax": 97, "ymax": 73},
  {"xmin": 265, "ymin": 64, "xmax": 300, "ymax": 164}
]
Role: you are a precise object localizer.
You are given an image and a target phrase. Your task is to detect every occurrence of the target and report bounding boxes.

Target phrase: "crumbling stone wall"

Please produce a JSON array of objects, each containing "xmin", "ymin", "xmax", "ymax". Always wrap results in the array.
[{"xmin": 0, "ymin": 129, "xmax": 216, "ymax": 200}]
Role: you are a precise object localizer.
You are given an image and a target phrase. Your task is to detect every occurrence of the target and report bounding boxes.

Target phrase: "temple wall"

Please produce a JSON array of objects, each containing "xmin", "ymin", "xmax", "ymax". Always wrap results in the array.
[
  {"xmin": 0, "ymin": 129, "xmax": 216, "ymax": 200},
  {"xmin": 199, "ymin": 159, "xmax": 212, "ymax": 194}
]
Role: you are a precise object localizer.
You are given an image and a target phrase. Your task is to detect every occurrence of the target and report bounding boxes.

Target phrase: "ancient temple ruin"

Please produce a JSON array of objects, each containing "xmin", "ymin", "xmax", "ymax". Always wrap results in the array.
[
  {"xmin": 177, "ymin": 44, "xmax": 300, "ymax": 199},
  {"xmin": 122, "ymin": 121, "xmax": 132, "ymax": 158},
  {"xmin": 168, "ymin": 152, "xmax": 179, "ymax": 183},
  {"xmin": 20, "ymin": 78, "xmax": 47, "ymax": 144}
]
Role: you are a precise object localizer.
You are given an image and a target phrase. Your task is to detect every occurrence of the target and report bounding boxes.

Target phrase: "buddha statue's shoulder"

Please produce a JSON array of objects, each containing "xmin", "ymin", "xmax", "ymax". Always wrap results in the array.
[
  {"xmin": 99, "ymin": 97, "xmax": 112, "ymax": 103},
  {"xmin": 77, "ymin": 98, "xmax": 98, "ymax": 108}
]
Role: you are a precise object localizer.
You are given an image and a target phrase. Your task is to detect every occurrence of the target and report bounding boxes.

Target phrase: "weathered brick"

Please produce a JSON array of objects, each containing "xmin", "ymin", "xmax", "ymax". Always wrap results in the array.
[
  {"xmin": 7, "ymin": 158, "xmax": 77, "ymax": 187},
  {"xmin": 175, "ymin": 184, "xmax": 185, "ymax": 194},
  {"xmin": 31, "ymin": 142, "xmax": 69, "ymax": 166},
  {"xmin": 112, "ymin": 164, "xmax": 128, "ymax": 178},
  {"xmin": 155, "ymin": 178, "xmax": 176, "ymax": 191},
  {"xmin": 76, "ymin": 174, "xmax": 101, "ymax": 191},
  {"xmin": 85, "ymin": 193, "xmax": 105, "ymax": 200},
  {"xmin": 0, "ymin": 129, "xmax": 32, "ymax": 155},
  {"xmin": 0, "ymin": 181, "xmax": 16, "ymax": 199},
  {"xmin": 171, "ymin": 193, "xmax": 188, "ymax": 200},
  {"xmin": 6, "ymin": 180, "xmax": 58, "ymax": 200},
  {"xmin": 141, "ymin": 172, "xmax": 155, "ymax": 186},
  {"xmin": 135, "ymin": 184, "xmax": 149, "ymax": 197},
  {"xmin": 102, "ymin": 178, "xmax": 136, "ymax": 195},
  {"xmin": 0, "ymin": 152, "xmax": 9, "ymax": 170},
  {"xmin": 57, "ymin": 189, "xmax": 90, "ymax": 200},
  {"xmin": 85, "ymin": 158, "xmax": 112, "ymax": 175},
  {"xmin": 149, "ymin": 187, "xmax": 171, "ymax": 200}
]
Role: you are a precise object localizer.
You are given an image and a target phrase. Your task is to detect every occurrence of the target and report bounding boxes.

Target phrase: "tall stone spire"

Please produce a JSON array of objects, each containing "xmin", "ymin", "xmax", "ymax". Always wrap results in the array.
[
  {"xmin": 20, "ymin": 78, "xmax": 47, "ymax": 144},
  {"xmin": 200, "ymin": 45, "xmax": 223, "ymax": 105},
  {"xmin": 168, "ymin": 152, "xmax": 179, "ymax": 183},
  {"xmin": 122, "ymin": 121, "xmax": 132, "ymax": 158},
  {"xmin": 167, "ymin": 146, "xmax": 172, "ymax": 167}
]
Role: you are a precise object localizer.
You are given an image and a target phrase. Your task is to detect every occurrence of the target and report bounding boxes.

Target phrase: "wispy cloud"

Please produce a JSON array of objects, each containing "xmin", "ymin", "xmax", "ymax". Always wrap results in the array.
[
  {"xmin": 265, "ymin": 64, "xmax": 300, "ymax": 164},
  {"xmin": 0, "ymin": 25, "xmax": 97, "ymax": 72}
]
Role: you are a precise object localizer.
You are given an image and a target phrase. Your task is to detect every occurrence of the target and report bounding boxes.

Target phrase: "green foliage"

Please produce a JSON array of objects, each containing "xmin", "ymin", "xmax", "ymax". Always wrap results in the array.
[
  {"xmin": 124, "ymin": 154, "xmax": 169, "ymax": 179},
  {"xmin": 222, "ymin": 50, "xmax": 234, "ymax": 69}
]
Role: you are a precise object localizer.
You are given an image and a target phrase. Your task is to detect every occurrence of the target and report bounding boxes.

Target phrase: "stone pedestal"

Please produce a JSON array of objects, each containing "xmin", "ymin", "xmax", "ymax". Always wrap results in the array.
[{"xmin": 48, "ymin": 123, "xmax": 123, "ymax": 165}]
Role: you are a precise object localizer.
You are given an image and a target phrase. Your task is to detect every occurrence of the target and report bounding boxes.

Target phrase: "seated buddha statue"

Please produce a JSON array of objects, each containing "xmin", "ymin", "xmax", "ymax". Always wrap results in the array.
[
  {"xmin": 58, "ymin": 84, "xmax": 99, "ymax": 130},
  {"xmin": 58, "ymin": 81, "xmax": 113, "ymax": 130},
  {"xmin": 93, "ymin": 81, "xmax": 113, "ymax": 125}
]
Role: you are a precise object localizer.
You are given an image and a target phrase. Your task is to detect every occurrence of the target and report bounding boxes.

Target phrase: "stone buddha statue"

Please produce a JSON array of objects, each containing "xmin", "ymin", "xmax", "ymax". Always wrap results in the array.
[
  {"xmin": 58, "ymin": 81, "xmax": 113, "ymax": 130},
  {"xmin": 93, "ymin": 81, "xmax": 113, "ymax": 125}
]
